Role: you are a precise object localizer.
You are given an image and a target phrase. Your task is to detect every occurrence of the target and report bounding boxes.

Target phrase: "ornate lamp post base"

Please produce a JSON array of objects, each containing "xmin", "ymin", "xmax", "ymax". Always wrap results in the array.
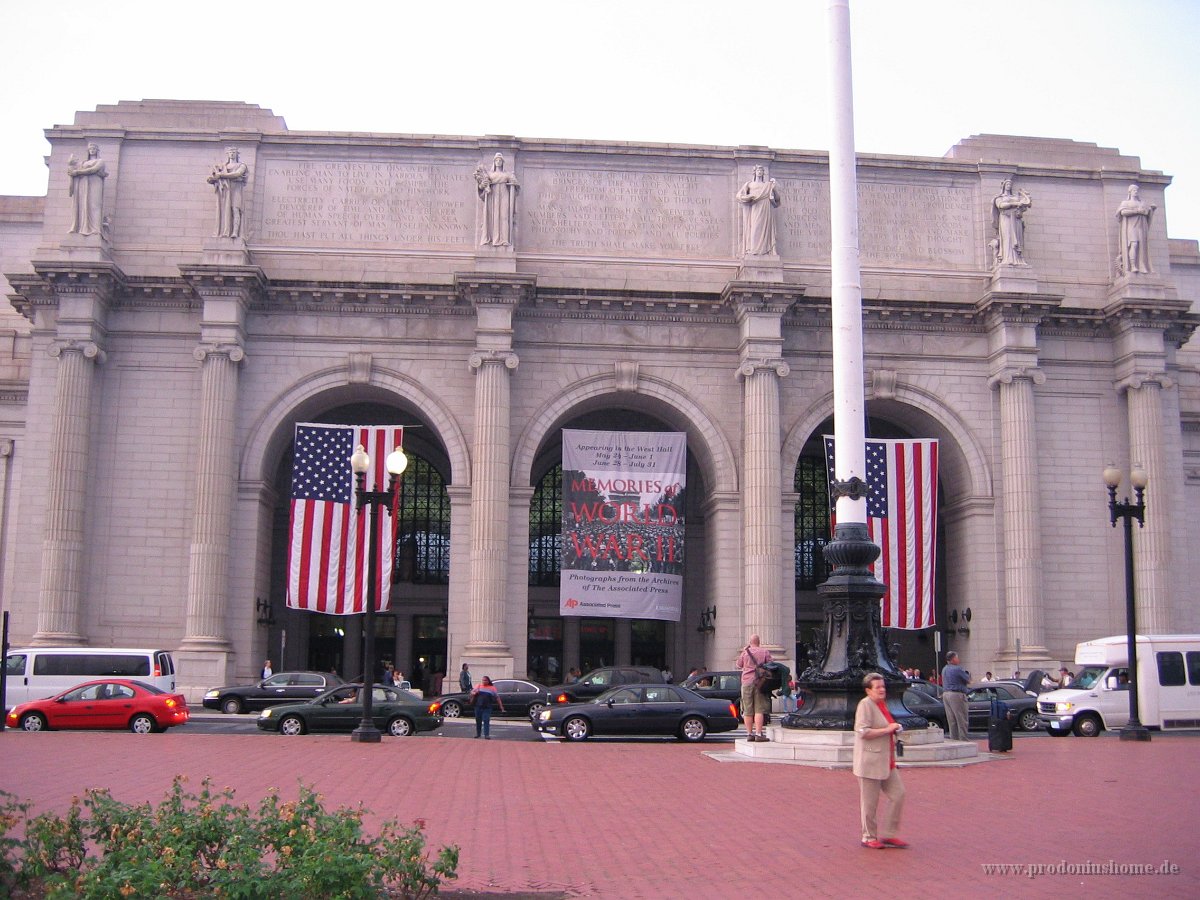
[
  {"xmin": 783, "ymin": 523, "xmax": 927, "ymax": 731},
  {"xmin": 350, "ymin": 725, "xmax": 382, "ymax": 743}
]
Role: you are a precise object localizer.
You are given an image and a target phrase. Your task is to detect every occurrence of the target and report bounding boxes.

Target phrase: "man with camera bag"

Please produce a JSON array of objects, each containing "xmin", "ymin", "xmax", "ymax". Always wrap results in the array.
[{"xmin": 735, "ymin": 634, "xmax": 774, "ymax": 742}]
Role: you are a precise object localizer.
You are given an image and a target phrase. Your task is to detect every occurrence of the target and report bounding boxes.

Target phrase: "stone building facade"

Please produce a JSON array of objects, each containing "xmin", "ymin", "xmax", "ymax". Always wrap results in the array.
[{"xmin": 1, "ymin": 100, "xmax": 1198, "ymax": 700}]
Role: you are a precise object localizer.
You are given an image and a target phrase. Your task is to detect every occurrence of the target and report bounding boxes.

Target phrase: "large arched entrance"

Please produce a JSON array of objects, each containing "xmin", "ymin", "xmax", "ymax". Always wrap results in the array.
[
  {"xmin": 262, "ymin": 400, "xmax": 453, "ymax": 694},
  {"xmin": 524, "ymin": 407, "xmax": 710, "ymax": 682}
]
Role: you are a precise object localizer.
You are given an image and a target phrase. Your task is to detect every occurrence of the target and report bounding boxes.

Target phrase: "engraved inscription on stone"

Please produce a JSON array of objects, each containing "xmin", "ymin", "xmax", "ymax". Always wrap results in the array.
[
  {"xmin": 523, "ymin": 168, "xmax": 729, "ymax": 258},
  {"xmin": 259, "ymin": 160, "xmax": 472, "ymax": 247},
  {"xmin": 778, "ymin": 179, "xmax": 974, "ymax": 267}
]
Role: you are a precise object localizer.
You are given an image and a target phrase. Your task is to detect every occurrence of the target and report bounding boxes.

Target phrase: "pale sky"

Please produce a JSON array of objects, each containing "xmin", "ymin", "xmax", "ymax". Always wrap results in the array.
[{"xmin": 3, "ymin": 0, "xmax": 1199, "ymax": 240}]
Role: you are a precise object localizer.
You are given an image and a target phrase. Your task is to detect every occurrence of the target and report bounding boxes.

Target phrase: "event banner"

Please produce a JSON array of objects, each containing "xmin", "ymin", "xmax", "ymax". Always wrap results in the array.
[{"xmin": 560, "ymin": 430, "xmax": 687, "ymax": 621}]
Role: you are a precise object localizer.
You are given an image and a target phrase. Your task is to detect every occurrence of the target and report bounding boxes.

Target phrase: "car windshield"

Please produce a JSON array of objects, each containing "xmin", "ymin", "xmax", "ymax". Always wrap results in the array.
[{"xmin": 1069, "ymin": 666, "xmax": 1108, "ymax": 690}]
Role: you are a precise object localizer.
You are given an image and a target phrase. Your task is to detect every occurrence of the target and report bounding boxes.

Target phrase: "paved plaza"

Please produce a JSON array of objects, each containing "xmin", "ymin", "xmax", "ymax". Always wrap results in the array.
[{"xmin": 1, "ymin": 728, "xmax": 1196, "ymax": 899}]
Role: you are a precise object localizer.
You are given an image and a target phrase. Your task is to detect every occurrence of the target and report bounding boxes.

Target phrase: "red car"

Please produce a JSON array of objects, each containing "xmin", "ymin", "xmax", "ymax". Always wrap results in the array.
[{"xmin": 4, "ymin": 679, "xmax": 190, "ymax": 733}]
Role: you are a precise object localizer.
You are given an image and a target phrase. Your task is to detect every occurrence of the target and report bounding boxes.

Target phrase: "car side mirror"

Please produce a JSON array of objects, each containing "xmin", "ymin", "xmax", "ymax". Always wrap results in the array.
[
  {"xmin": 1104, "ymin": 676, "xmax": 1117, "ymax": 690},
  {"xmin": 606, "ymin": 699, "xmax": 614, "ymax": 708}
]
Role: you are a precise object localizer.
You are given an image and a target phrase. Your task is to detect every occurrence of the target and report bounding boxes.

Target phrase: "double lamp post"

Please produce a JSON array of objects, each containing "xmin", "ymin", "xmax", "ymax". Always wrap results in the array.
[
  {"xmin": 1103, "ymin": 464, "xmax": 1151, "ymax": 742},
  {"xmin": 348, "ymin": 443, "xmax": 407, "ymax": 744}
]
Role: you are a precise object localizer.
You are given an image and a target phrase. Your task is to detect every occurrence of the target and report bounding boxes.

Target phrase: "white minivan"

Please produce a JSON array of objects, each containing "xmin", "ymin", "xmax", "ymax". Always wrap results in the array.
[
  {"xmin": 1037, "ymin": 634, "xmax": 1200, "ymax": 736},
  {"xmin": 4, "ymin": 647, "xmax": 177, "ymax": 709}
]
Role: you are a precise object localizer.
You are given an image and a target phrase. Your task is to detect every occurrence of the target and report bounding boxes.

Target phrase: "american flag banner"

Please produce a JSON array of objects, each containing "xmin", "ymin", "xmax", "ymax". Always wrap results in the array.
[
  {"xmin": 823, "ymin": 436, "xmax": 938, "ymax": 629},
  {"xmin": 287, "ymin": 424, "xmax": 404, "ymax": 614}
]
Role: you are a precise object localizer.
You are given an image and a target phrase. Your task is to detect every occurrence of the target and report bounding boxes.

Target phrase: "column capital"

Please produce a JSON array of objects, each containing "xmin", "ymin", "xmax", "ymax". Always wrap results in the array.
[
  {"xmin": 737, "ymin": 357, "xmax": 789, "ymax": 379},
  {"xmin": 987, "ymin": 366, "xmax": 1044, "ymax": 390},
  {"xmin": 193, "ymin": 342, "xmax": 246, "ymax": 364},
  {"xmin": 469, "ymin": 350, "xmax": 519, "ymax": 372},
  {"xmin": 48, "ymin": 339, "xmax": 106, "ymax": 363},
  {"xmin": 1115, "ymin": 372, "xmax": 1174, "ymax": 394}
]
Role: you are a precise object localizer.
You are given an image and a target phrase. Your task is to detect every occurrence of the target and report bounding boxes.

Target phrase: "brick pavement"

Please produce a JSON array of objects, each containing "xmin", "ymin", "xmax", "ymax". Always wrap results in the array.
[{"xmin": 0, "ymin": 730, "xmax": 1196, "ymax": 899}]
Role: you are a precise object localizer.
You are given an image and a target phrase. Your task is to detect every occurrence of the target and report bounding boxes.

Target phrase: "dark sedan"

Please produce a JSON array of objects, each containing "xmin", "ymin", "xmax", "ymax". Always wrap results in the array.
[
  {"xmin": 967, "ymin": 682, "xmax": 1041, "ymax": 732},
  {"xmin": 255, "ymin": 683, "xmax": 443, "ymax": 736},
  {"xmin": 546, "ymin": 666, "xmax": 666, "ymax": 704},
  {"xmin": 203, "ymin": 671, "xmax": 345, "ymax": 714},
  {"xmin": 534, "ymin": 683, "xmax": 739, "ymax": 742},
  {"xmin": 902, "ymin": 685, "xmax": 947, "ymax": 729},
  {"xmin": 435, "ymin": 678, "xmax": 552, "ymax": 721}
]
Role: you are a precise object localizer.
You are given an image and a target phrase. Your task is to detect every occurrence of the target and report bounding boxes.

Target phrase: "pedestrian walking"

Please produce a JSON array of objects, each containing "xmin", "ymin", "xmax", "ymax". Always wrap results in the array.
[
  {"xmin": 260, "ymin": 660, "xmax": 273, "ymax": 680},
  {"xmin": 853, "ymin": 672, "xmax": 908, "ymax": 849},
  {"xmin": 459, "ymin": 662, "xmax": 472, "ymax": 692},
  {"xmin": 735, "ymin": 634, "xmax": 774, "ymax": 742},
  {"xmin": 471, "ymin": 676, "xmax": 504, "ymax": 739},
  {"xmin": 941, "ymin": 651, "xmax": 971, "ymax": 741}
]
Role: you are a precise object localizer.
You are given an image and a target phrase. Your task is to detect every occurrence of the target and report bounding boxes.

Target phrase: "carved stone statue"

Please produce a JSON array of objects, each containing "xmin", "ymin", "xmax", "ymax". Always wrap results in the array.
[
  {"xmin": 736, "ymin": 165, "xmax": 781, "ymax": 256},
  {"xmin": 476, "ymin": 153, "xmax": 519, "ymax": 247},
  {"xmin": 991, "ymin": 177, "xmax": 1032, "ymax": 267},
  {"xmin": 67, "ymin": 142, "xmax": 107, "ymax": 236},
  {"xmin": 1116, "ymin": 184, "xmax": 1155, "ymax": 275},
  {"xmin": 207, "ymin": 147, "xmax": 249, "ymax": 238}
]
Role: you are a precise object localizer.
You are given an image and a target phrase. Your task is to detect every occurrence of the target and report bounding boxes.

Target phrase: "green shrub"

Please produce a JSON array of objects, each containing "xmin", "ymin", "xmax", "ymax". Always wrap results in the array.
[{"xmin": 0, "ymin": 777, "xmax": 458, "ymax": 899}]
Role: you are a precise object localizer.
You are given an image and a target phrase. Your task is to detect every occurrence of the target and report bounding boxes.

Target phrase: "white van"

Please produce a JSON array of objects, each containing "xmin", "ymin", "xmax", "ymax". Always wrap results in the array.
[
  {"xmin": 4, "ymin": 647, "xmax": 177, "ymax": 709},
  {"xmin": 1038, "ymin": 635, "xmax": 1200, "ymax": 736}
]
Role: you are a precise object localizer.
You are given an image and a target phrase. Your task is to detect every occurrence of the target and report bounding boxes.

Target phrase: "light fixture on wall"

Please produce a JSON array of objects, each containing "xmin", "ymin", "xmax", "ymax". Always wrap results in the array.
[
  {"xmin": 947, "ymin": 608, "xmax": 971, "ymax": 637},
  {"xmin": 697, "ymin": 606, "xmax": 716, "ymax": 634},
  {"xmin": 255, "ymin": 597, "xmax": 276, "ymax": 627}
]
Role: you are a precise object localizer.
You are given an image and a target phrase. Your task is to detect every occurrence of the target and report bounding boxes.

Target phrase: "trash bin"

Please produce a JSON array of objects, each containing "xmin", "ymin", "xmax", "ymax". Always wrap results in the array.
[{"xmin": 987, "ymin": 697, "xmax": 1013, "ymax": 752}]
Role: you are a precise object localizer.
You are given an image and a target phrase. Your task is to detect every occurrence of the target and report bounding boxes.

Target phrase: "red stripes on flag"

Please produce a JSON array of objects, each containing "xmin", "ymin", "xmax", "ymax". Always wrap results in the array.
[
  {"xmin": 825, "ymin": 436, "xmax": 938, "ymax": 630},
  {"xmin": 286, "ymin": 424, "xmax": 404, "ymax": 615}
]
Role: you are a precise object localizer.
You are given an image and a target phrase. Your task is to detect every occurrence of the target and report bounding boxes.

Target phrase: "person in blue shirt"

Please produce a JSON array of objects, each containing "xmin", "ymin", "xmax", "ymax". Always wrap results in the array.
[{"xmin": 941, "ymin": 651, "xmax": 971, "ymax": 741}]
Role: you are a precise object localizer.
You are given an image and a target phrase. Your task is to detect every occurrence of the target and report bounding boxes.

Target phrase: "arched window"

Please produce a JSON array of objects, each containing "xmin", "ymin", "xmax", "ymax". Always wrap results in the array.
[
  {"xmin": 794, "ymin": 455, "xmax": 831, "ymax": 590},
  {"xmin": 529, "ymin": 464, "xmax": 562, "ymax": 586},
  {"xmin": 393, "ymin": 455, "xmax": 450, "ymax": 584}
]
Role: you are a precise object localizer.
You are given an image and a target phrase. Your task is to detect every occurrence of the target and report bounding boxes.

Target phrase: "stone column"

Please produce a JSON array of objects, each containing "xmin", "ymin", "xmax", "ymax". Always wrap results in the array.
[
  {"xmin": 28, "ymin": 263, "xmax": 118, "ymax": 645},
  {"xmin": 177, "ymin": 267, "xmax": 261, "ymax": 694},
  {"xmin": 738, "ymin": 357, "xmax": 789, "ymax": 652},
  {"xmin": 723, "ymin": 285, "xmax": 796, "ymax": 658},
  {"xmin": 465, "ymin": 348, "xmax": 518, "ymax": 661},
  {"xmin": 1104, "ymin": 291, "xmax": 1196, "ymax": 635},
  {"xmin": 978, "ymin": 293, "xmax": 1060, "ymax": 671},
  {"xmin": 182, "ymin": 343, "xmax": 245, "ymax": 648},
  {"xmin": 1122, "ymin": 374, "xmax": 1171, "ymax": 632},
  {"xmin": 989, "ymin": 367, "xmax": 1050, "ymax": 660},
  {"xmin": 34, "ymin": 339, "xmax": 106, "ymax": 644},
  {"xmin": 455, "ymin": 273, "xmax": 534, "ymax": 681}
]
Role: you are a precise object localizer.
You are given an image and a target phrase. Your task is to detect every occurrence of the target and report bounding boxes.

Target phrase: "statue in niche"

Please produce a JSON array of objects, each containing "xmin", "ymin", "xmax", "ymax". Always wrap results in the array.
[
  {"xmin": 991, "ymin": 177, "xmax": 1032, "ymax": 267},
  {"xmin": 1115, "ymin": 183, "xmax": 1155, "ymax": 275},
  {"xmin": 736, "ymin": 164, "xmax": 781, "ymax": 256},
  {"xmin": 67, "ymin": 142, "xmax": 108, "ymax": 236},
  {"xmin": 475, "ymin": 152, "xmax": 519, "ymax": 247},
  {"xmin": 207, "ymin": 147, "xmax": 249, "ymax": 238}
]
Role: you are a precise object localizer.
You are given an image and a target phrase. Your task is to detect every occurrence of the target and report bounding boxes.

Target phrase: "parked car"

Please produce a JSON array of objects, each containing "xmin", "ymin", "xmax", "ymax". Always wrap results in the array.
[
  {"xmin": 435, "ymin": 678, "xmax": 552, "ymax": 721},
  {"xmin": 546, "ymin": 666, "xmax": 665, "ymax": 704},
  {"xmin": 682, "ymin": 666, "xmax": 791, "ymax": 718},
  {"xmin": 902, "ymin": 685, "xmax": 947, "ymax": 729},
  {"xmin": 967, "ymin": 682, "xmax": 1041, "ymax": 732},
  {"xmin": 203, "ymin": 671, "xmax": 345, "ymax": 714},
  {"xmin": 255, "ymin": 683, "xmax": 442, "ymax": 736},
  {"xmin": 4, "ymin": 679, "xmax": 189, "ymax": 733},
  {"xmin": 534, "ymin": 683, "xmax": 740, "ymax": 742}
]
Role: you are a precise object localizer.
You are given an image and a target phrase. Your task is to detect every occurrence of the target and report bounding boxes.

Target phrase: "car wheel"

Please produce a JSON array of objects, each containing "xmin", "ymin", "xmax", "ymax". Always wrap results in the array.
[
  {"xmin": 129, "ymin": 713, "xmax": 157, "ymax": 734},
  {"xmin": 441, "ymin": 700, "xmax": 462, "ymax": 718},
  {"xmin": 527, "ymin": 702, "xmax": 547, "ymax": 721},
  {"xmin": 563, "ymin": 715, "xmax": 590, "ymax": 741},
  {"xmin": 1072, "ymin": 714, "xmax": 1102, "ymax": 738},
  {"xmin": 19, "ymin": 712, "xmax": 48, "ymax": 732},
  {"xmin": 679, "ymin": 716, "xmax": 707, "ymax": 742},
  {"xmin": 1018, "ymin": 709, "xmax": 1040, "ymax": 732},
  {"xmin": 388, "ymin": 717, "xmax": 414, "ymax": 737},
  {"xmin": 279, "ymin": 715, "xmax": 306, "ymax": 736},
  {"xmin": 221, "ymin": 696, "xmax": 244, "ymax": 715}
]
